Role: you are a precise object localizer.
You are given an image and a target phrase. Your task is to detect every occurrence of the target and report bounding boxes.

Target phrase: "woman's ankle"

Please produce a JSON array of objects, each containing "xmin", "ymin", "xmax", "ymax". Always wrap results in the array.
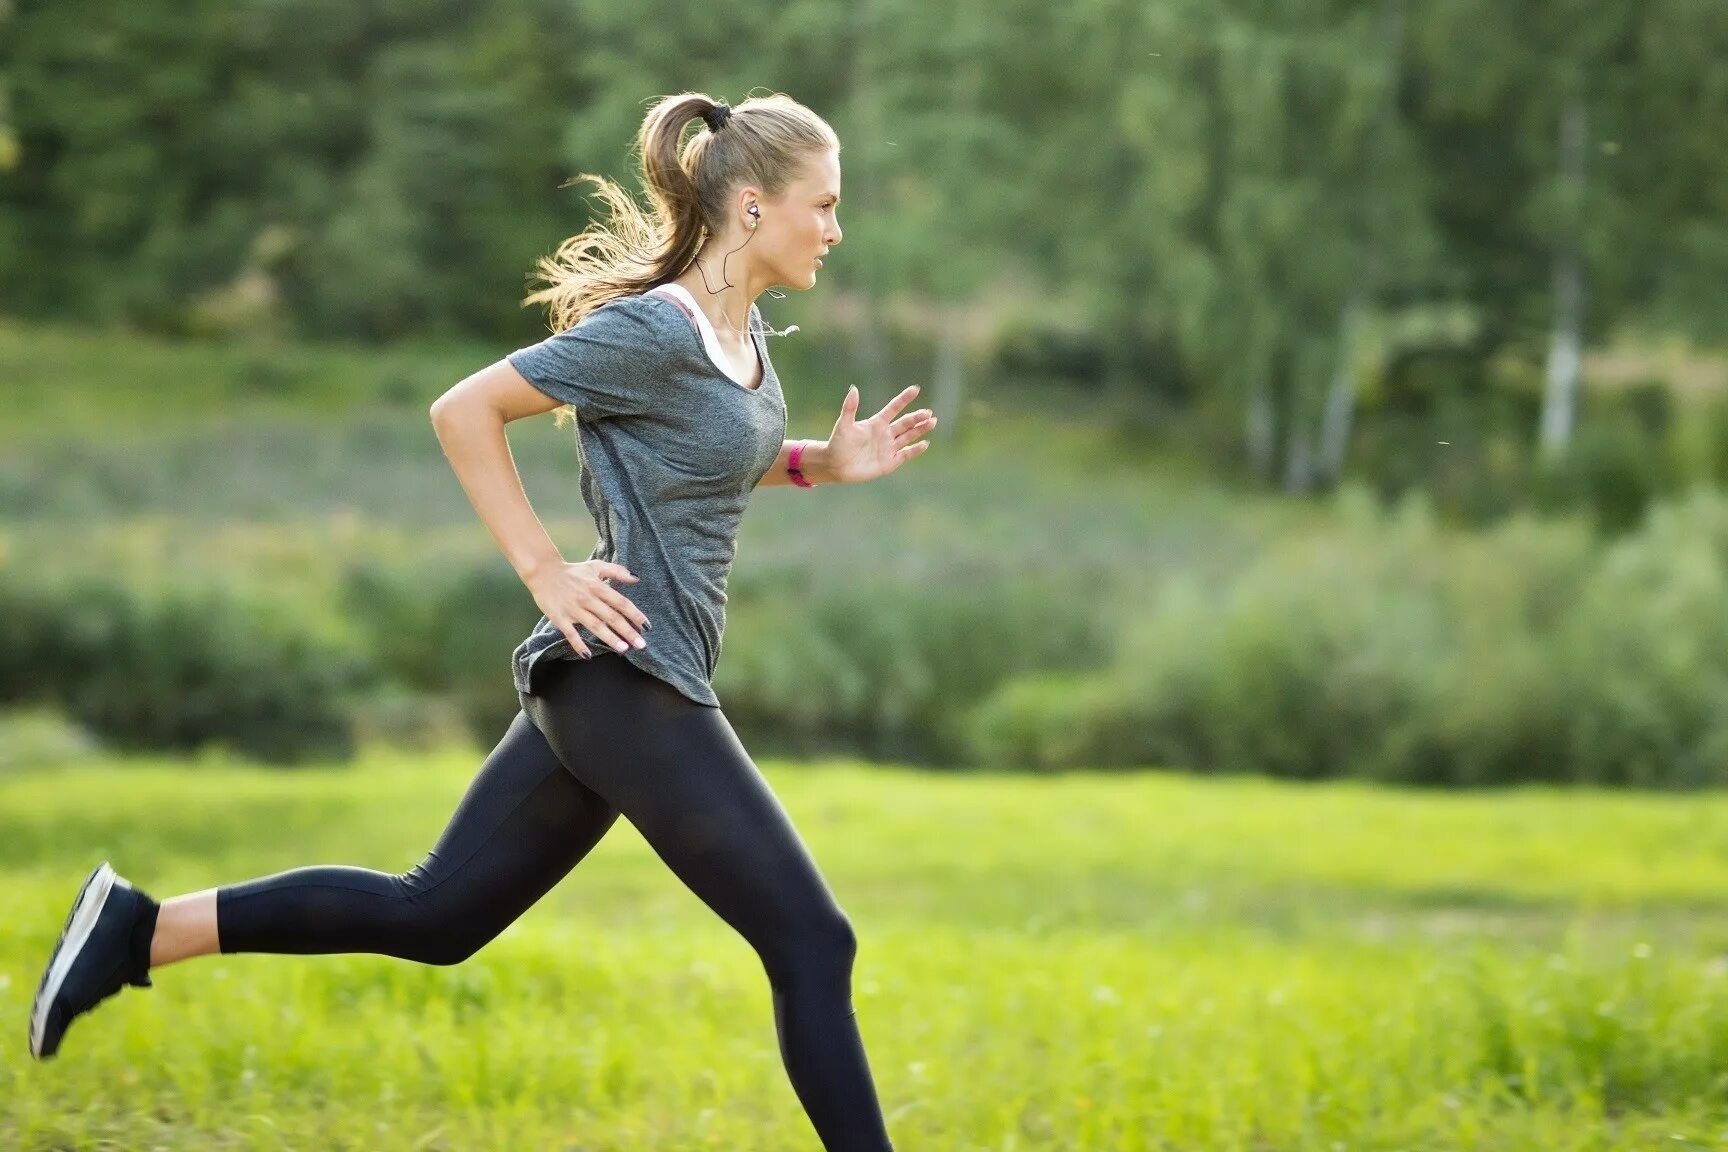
[{"xmin": 149, "ymin": 889, "xmax": 222, "ymax": 968}]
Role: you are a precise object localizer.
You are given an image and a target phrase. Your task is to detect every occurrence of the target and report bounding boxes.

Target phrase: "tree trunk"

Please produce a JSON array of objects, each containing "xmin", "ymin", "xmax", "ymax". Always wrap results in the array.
[
  {"xmin": 1247, "ymin": 376, "xmax": 1276, "ymax": 480},
  {"xmin": 854, "ymin": 295, "xmax": 890, "ymax": 394},
  {"xmin": 847, "ymin": 0, "xmax": 891, "ymax": 396},
  {"xmin": 1317, "ymin": 0, "xmax": 1403, "ymax": 487},
  {"xmin": 1540, "ymin": 94, "xmax": 1587, "ymax": 459},
  {"xmin": 1283, "ymin": 411, "xmax": 1316, "ymax": 494},
  {"xmin": 931, "ymin": 307, "xmax": 964, "ymax": 439},
  {"xmin": 1317, "ymin": 293, "xmax": 1365, "ymax": 484}
]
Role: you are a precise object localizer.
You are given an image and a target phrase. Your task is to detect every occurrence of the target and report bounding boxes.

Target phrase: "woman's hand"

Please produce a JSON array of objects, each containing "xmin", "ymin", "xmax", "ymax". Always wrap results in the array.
[
  {"xmin": 822, "ymin": 384, "xmax": 937, "ymax": 484},
  {"xmin": 524, "ymin": 559, "xmax": 650, "ymax": 657}
]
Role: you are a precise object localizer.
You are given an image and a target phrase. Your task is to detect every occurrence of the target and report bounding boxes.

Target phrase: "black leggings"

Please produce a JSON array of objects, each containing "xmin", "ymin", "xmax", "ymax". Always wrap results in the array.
[{"xmin": 216, "ymin": 653, "xmax": 894, "ymax": 1151}]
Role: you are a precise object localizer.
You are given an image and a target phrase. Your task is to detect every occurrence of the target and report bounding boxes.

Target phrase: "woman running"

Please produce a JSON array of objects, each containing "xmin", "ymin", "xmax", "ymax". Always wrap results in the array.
[{"xmin": 30, "ymin": 90, "xmax": 936, "ymax": 1152}]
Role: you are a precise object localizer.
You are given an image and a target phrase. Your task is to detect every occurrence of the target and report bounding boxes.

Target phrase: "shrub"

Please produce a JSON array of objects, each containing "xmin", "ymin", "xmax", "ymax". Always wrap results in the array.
[
  {"xmin": 340, "ymin": 556, "xmax": 543, "ymax": 745},
  {"xmin": 718, "ymin": 571, "xmax": 1110, "ymax": 765},
  {"xmin": 963, "ymin": 495, "xmax": 1626, "ymax": 784},
  {"xmin": 0, "ymin": 570, "xmax": 371, "ymax": 764}
]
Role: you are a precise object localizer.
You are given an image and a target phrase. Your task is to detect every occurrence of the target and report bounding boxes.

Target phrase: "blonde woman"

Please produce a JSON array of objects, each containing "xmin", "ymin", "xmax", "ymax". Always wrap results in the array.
[{"xmin": 32, "ymin": 91, "xmax": 935, "ymax": 1151}]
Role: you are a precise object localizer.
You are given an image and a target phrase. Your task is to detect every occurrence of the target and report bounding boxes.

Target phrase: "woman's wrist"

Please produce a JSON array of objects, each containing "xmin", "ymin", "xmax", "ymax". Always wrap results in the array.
[
  {"xmin": 792, "ymin": 440, "xmax": 836, "ymax": 485},
  {"xmin": 518, "ymin": 550, "xmax": 567, "ymax": 588}
]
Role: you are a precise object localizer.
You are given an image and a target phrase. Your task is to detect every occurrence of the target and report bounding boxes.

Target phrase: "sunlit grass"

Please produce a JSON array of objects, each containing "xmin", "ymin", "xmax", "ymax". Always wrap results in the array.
[{"xmin": 5, "ymin": 750, "xmax": 1728, "ymax": 1149}]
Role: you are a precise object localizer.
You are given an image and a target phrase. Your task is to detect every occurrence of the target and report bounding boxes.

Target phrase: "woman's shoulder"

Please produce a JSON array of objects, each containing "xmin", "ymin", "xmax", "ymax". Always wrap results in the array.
[
  {"xmin": 586, "ymin": 289, "xmax": 681, "ymax": 322},
  {"xmin": 559, "ymin": 290, "xmax": 686, "ymax": 347}
]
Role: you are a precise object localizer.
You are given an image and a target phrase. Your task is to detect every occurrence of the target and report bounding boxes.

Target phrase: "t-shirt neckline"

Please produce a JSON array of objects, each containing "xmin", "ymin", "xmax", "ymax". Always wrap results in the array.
[{"xmin": 647, "ymin": 283, "xmax": 766, "ymax": 394}]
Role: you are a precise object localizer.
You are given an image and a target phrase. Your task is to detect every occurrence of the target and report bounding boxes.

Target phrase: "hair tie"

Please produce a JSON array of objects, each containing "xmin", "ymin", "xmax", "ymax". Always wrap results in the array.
[{"xmin": 703, "ymin": 102, "xmax": 731, "ymax": 133}]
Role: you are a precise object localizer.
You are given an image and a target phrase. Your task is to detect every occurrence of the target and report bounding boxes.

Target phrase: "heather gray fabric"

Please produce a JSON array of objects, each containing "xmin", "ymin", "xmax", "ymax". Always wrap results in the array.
[{"xmin": 505, "ymin": 291, "xmax": 787, "ymax": 706}]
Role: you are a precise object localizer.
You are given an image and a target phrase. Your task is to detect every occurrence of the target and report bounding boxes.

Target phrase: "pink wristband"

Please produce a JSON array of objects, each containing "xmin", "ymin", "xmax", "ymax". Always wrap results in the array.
[{"xmin": 787, "ymin": 440, "xmax": 815, "ymax": 488}]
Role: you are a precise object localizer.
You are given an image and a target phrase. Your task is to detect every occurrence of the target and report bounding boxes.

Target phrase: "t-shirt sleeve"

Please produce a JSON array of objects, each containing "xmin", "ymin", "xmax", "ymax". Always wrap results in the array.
[{"xmin": 506, "ymin": 295, "xmax": 667, "ymax": 420}]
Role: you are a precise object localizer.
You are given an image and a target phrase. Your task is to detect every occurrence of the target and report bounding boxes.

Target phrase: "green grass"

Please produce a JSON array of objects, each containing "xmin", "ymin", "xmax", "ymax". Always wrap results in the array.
[
  {"xmin": 5, "ymin": 752, "xmax": 1728, "ymax": 1149},
  {"xmin": 0, "ymin": 315, "xmax": 491, "ymax": 435}
]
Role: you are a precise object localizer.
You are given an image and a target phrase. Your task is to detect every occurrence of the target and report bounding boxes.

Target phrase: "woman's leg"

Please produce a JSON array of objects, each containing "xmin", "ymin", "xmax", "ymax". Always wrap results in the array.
[
  {"xmin": 209, "ymin": 709, "xmax": 619, "ymax": 965},
  {"xmin": 521, "ymin": 655, "xmax": 895, "ymax": 1152},
  {"xmin": 150, "ymin": 889, "xmax": 218, "ymax": 968}
]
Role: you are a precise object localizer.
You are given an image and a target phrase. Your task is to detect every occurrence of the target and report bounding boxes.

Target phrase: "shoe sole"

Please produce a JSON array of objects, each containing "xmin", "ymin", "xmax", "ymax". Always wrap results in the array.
[{"xmin": 30, "ymin": 861, "xmax": 116, "ymax": 1061}]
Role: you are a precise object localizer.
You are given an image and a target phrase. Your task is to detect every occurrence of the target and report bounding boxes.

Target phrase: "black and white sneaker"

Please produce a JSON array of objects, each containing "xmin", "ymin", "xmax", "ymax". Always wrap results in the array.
[{"xmin": 29, "ymin": 861, "xmax": 159, "ymax": 1061}]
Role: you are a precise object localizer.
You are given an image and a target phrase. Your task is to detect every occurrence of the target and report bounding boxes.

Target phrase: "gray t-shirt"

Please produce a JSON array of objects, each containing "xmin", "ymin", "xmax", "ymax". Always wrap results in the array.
[{"xmin": 505, "ymin": 289, "xmax": 787, "ymax": 707}]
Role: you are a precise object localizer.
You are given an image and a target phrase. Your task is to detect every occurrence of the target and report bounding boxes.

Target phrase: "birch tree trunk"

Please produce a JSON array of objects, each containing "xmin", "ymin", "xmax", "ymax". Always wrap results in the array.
[
  {"xmin": 1283, "ymin": 407, "xmax": 1316, "ymax": 494},
  {"xmin": 849, "ymin": 0, "xmax": 891, "ymax": 394},
  {"xmin": 1318, "ymin": 292, "xmax": 1365, "ymax": 483},
  {"xmin": 931, "ymin": 313, "xmax": 963, "ymax": 441},
  {"xmin": 1247, "ymin": 377, "xmax": 1277, "ymax": 480},
  {"xmin": 925, "ymin": 0, "xmax": 986, "ymax": 438},
  {"xmin": 1317, "ymin": 0, "xmax": 1404, "ymax": 486},
  {"xmin": 1540, "ymin": 94, "xmax": 1587, "ymax": 459}
]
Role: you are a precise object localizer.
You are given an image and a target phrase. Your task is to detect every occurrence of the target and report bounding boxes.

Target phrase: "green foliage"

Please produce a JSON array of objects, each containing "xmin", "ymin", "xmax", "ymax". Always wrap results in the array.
[
  {"xmin": 1560, "ymin": 492, "xmax": 1728, "ymax": 787},
  {"xmin": 971, "ymin": 488, "xmax": 1728, "ymax": 786},
  {"xmin": 718, "ymin": 572, "xmax": 1110, "ymax": 765},
  {"xmin": 0, "ymin": 569, "xmax": 372, "ymax": 764},
  {"xmin": 3, "ymin": 0, "xmax": 1726, "ymax": 507},
  {"xmin": 0, "ymin": 708, "xmax": 101, "ymax": 774},
  {"xmin": 1533, "ymin": 419, "xmax": 1667, "ymax": 535},
  {"xmin": 341, "ymin": 555, "xmax": 545, "ymax": 745}
]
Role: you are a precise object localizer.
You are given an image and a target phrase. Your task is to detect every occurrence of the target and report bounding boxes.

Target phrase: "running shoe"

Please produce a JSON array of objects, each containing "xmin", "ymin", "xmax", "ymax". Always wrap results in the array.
[{"xmin": 29, "ymin": 861, "xmax": 158, "ymax": 1061}]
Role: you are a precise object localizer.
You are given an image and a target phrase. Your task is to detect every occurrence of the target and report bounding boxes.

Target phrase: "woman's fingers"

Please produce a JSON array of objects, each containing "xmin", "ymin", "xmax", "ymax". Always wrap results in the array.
[
  {"xmin": 890, "ymin": 410, "xmax": 937, "ymax": 440},
  {"xmin": 555, "ymin": 619, "xmax": 591, "ymax": 658},
  {"xmin": 581, "ymin": 596, "xmax": 648, "ymax": 653},
  {"xmin": 586, "ymin": 615, "xmax": 642, "ymax": 653},
  {"xmin": 599, "ymin": 586, "xmax": 651, "ymax": 633},
  {"xmin": 581, "ymin": 619, "xmax": 629, "ymax": 654},
  {"xmin": 893, "ymin": 413, "xmax": 937, "ymax": 448},
  {"xmin": 879, "ymin": 385, "xmax": 921, "ymax": 423},
  {"xmin": 600, "ymin": 562, "xmax": 639, "ymax": 583}
]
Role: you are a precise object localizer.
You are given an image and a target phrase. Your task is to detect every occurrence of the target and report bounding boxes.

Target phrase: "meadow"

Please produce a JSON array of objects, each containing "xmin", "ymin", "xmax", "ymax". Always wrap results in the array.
[
  {"xmin": 5, "ymin": 750, "xmax": 1728, "ymax": 1150},
  {"xmin": 9, "ymin": 319, "xmax": 1728, "ymax": 1149}
]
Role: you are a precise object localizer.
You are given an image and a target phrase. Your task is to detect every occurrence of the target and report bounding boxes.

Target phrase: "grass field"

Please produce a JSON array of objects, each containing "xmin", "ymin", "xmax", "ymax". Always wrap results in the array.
[{"xmin": 5, "ymin": 750, "xmax": 1728, "ymax": 1150}]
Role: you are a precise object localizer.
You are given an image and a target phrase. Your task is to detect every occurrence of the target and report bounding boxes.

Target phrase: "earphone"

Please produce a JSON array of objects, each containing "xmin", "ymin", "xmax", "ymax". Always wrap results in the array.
[
  {"xmin": 695, "ymin": 201, "xmax": 800, "ymax": 336},
  {"xmin": 745, "ymin": 205, "xmax": 800, "ymax": 332}
]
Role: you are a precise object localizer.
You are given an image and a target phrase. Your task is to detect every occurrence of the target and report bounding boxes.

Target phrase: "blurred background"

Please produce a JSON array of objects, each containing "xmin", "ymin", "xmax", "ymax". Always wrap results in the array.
[
  {"xmin": 10, "ymin": 3, "xmax": 1728, "ymax": 1148},
  {"xmin": 2, "ymin": 0, "xmax": 1728, "ymax": 784}
]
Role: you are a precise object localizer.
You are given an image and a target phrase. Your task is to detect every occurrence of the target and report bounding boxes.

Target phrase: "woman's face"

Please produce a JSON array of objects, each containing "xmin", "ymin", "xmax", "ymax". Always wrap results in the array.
[{"xmin": 755, "ymin": 150, "xmax": 842, "ymax": 291}]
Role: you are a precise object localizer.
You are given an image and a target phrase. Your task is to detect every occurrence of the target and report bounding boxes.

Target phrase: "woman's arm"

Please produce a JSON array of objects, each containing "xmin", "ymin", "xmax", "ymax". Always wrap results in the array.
[
  {"xmin": 429, "ymin": 358, "xmax": 568, "ymax": 582},
  {"xmin": 429, "ymin": 358, "xmax": 650, "ymax": 655},
  {"xmin": 756, "ymin": 439, "xmax": 838, "ymax": 487},
  {"xmin": 761, "ymin": 385, "xmax": 937, "ymax": 488}
]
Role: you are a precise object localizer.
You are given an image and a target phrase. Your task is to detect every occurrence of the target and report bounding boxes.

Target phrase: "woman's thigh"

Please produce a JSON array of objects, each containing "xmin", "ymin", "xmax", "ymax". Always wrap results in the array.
[{"xmin": 521, "ymin": 656, "xmax": 852, "ymax": 961}]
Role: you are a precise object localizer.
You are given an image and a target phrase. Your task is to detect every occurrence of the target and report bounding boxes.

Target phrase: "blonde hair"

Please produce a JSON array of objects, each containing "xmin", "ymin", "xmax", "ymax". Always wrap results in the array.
[
  {"xmin": 521, "ymin": 90, "xmax": 838, "ymax": 423},
  {"xmin": 518, "ymin": 88, "xmax": 836, "ymax": 423}
]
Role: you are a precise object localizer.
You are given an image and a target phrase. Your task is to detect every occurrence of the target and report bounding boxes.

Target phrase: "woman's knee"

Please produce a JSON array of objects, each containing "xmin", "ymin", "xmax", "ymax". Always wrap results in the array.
[
  {"xmin": 390, "ymin": 878, "xmax": 502, "ymax": 966},
  {"xmin": 762, "ymin": 908, "xmax": 858, "ymax": 985},
  {"xmin": 408, "ymin": 931, "xmax": 489, "ymax": 967}
]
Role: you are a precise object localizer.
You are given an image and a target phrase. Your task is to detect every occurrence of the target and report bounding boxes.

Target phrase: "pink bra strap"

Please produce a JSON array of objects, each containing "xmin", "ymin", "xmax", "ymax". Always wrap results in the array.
[{"xmin": 654, "ymin": 287, "xmax": 701, "ymax": 337}]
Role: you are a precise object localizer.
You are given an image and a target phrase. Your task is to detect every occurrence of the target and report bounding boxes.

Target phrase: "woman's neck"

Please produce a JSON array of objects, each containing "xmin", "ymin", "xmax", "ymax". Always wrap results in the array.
[{"xmin": 671, "ymin": 268, "xmax": 756, "ymax": 342}]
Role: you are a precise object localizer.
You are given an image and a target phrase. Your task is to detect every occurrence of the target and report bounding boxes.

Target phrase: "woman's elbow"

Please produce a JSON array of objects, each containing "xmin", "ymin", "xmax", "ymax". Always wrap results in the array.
[
  {"xmin": 434, "ymin": 361, "xmax": 558, "ymax": 428},
  {"xmin": 430, "ymin": 386, "xmax": 487, "ymax": 432}
]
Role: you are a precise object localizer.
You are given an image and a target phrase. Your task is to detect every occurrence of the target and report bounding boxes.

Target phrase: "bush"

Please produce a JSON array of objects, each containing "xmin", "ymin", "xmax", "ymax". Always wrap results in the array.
[
  {"xmin": 1557, "ymin": 490, "xmax": 1728, "ymax": 787},
  {"xmin": 0, "ymin": 571, "xmax": 372, "ymax": 764},
  {"xmin": 0, "ymin": 708, "xmax": 101, "ymax": 774},
  {"xmin": 717, "ymin": 570, "xmax": 1111, "ymax": 765},
  {"xmin": 1534, "ymin": 421, "xmax": 1669, "ymax": 536},
  {"xmin": 963, "ymin": 494, "xmax": 1658, "ymax": 785},
  {"xmin": 341, "ymin": 556, "xmax": 544, "ymax": 745}
]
